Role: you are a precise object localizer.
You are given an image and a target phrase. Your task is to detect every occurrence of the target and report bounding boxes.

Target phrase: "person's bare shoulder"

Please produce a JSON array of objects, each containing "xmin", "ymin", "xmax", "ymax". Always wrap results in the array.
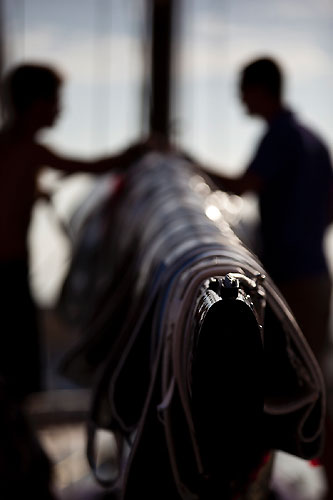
[
  {"xmin": 28, "ymin": 142, "xmax": 58, "ymax": 172},
  {"xmin": 0, "ymin": 130, "xmax": 46, "ymax": 175},
  {"xmin": 30, "ymin": 142, "xmax": 50, "ymax": 163}
]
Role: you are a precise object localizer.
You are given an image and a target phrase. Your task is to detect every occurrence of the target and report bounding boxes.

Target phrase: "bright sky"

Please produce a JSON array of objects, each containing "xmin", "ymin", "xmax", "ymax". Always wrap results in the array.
[
  {"xmin": 3, "ymin": 0, "xmax": 147, "ymax": 155},
  {"xmin": 4, "ymin": 0, "xmax": 333, "ymax": 169},
  {"xmin": 3, "ymin": 0, "xmax": 333, "ymax": 304},
  {"xmin": 174, "ymin": 0, "xmax": 333, "ymax": 173}
]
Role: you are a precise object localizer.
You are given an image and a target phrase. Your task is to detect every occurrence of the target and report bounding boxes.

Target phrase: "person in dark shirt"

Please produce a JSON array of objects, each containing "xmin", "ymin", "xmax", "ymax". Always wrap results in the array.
[
  {"xmin": 247, "ymin": 109, "xmax": 332, "ymax": 282},
  {"xmin": 206, "ymin": 57, "xmax": 333, "ymax": 355},
  {"xmin": 203, "ymin": 56, "xmax": 333, "ymax": 499}
]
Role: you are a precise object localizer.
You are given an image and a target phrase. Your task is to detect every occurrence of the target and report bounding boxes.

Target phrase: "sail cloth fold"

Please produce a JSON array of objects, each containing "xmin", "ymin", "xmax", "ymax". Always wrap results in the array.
[{"xmin": 58, "ymin": 153, "xmax": 325, "ymax": 499}]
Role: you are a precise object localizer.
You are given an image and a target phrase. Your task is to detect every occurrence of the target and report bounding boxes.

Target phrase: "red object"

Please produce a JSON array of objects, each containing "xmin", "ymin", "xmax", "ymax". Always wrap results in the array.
[{"xmin": 310, "ymin": 458, "xmax": 322, "ymax": 467}]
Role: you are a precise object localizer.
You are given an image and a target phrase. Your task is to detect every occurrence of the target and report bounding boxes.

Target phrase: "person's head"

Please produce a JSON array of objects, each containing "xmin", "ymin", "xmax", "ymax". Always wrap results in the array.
[
  {"xmin": 239, "ymin": 57, "xmax": 284, "ymax": 120},
  {"xmin": 1, "ymin": 63, "xmax": 63, "ymax": 129}
]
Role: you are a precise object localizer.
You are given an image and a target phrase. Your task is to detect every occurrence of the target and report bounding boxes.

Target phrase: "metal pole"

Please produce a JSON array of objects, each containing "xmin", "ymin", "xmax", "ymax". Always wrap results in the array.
[
  {"xmin": 149, "ymin": 0, "xmax": 174, "ymax": 138},
  {"xmin": 0, "ymin": 0, "xmax": 5, "ymax": 124}
]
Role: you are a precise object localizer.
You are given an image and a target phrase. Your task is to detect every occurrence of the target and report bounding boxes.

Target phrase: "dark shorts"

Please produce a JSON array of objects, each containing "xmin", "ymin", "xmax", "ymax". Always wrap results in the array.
[{"xmin": 0, "ymin": 260, "xmax": 42, "ymax": 399}]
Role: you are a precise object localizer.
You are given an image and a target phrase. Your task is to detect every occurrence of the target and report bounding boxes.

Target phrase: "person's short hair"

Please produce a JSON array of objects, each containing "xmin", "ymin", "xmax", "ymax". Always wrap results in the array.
[
  {"xmin": 1, "ymin": 63, "xmax": 63, "ymax": 116},
  {"xmin": 240, "ymin": 57, "xmax": 283, "ymax": 98}
]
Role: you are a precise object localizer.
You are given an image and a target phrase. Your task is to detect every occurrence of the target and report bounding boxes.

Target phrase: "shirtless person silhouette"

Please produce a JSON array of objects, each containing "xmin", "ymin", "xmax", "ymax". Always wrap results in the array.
[{"xmin": 0, "ymin": 63, "xmax": 149, "ymax": 399}]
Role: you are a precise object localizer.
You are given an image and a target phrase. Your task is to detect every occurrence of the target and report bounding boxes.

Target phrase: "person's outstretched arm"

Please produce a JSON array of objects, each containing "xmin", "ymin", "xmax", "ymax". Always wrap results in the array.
[
  {"xmin": 204, "ymin": 169, "xmax": 263, "ymax": 196},
  {"xmin": 174, "ymin": 147, "xmax": 263, "ymax": 196},
  {"xmin": 34, "ymin": 139, "xmax": 152, "ymax": 175}
]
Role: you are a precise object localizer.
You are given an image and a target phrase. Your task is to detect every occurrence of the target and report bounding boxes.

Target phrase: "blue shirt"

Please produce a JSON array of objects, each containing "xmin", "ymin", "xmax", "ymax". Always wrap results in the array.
[{"xmin": 247, "ymin": 109, "xmax": 333, "ymax": 282}]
